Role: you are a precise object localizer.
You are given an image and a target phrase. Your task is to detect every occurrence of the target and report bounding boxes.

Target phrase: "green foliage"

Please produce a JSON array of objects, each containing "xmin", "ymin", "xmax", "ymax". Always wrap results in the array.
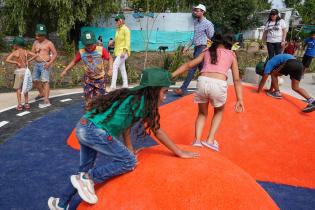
[
  {"xmin": 163, "ymin": 46, "xmax": 186, "ymax": 72},
  {"xmin": 0, "ymin": 33, "xmax": 10, "ymax": 52},
  {"xmin": 283, "ymin": 0, "xmax": 302, "ymax": 8},
  {"xmin": 297, "ymin": 0, "xmax": 315, "ymax": 24},
  {"xmin": 0, "ymin": 0, "xmax": 119, "ymax": 45},
  {"xmin": 129, "ymin": 0, "xmax": 271, "ymax": 33},
  {"xmin": 283, "ymin": 0, "xmax": 315, "ymax": 25}
]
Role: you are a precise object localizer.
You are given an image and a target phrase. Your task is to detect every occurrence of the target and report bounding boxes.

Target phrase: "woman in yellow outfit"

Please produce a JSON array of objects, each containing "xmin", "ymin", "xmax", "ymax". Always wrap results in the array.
[{"xmin": 110, "ymin": 14, "xmax": 131, "ymax": 90}]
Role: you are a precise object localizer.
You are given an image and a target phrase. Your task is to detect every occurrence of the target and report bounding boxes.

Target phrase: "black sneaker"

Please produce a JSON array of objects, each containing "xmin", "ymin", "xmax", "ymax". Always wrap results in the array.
[
  {"xmin": 35, "ymin": 95, "xmax": 44, "ymax": 100},
  {"xmin": 302, "ymin": 101, "xmax": 315, "ymax": 113},
  {"xmin": 266, "ymin": 91, "xmax": 282, "ymax": 99}
]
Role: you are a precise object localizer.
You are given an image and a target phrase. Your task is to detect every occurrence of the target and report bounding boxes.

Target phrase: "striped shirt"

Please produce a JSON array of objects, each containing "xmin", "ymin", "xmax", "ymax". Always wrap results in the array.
[{"xmin": 193, "ymin": 18, "xmax": 214, "ymax": 46}]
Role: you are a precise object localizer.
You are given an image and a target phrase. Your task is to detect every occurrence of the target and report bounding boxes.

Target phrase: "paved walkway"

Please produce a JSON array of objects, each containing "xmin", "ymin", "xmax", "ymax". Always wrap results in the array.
[{"xmin": 1, "ymin": 73, "xmax": 314, "ymax": 111}]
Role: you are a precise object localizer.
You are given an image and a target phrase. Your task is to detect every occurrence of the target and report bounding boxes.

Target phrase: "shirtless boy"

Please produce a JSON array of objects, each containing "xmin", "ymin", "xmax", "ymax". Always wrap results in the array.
[{"xmin": 32, "ymin": 24, "xmax": 57, "ymax": 108}]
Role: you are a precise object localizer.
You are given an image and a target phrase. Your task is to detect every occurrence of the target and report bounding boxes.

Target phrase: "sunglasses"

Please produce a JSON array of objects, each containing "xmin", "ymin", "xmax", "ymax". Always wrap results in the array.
[{"xmin": 270, "ymin": 13, "xmax": 277, "ymax": 16}]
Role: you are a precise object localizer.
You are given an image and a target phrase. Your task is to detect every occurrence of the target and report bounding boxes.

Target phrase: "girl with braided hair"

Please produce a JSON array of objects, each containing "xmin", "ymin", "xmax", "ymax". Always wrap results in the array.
[{"xmin": 48, "ymin": 68, "xmax": 199, "ymax": 210}]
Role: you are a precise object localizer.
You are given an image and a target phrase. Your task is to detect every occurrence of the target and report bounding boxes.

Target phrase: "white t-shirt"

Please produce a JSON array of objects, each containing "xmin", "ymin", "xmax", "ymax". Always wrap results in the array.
[{"xmin": 264, "ymin": 19, "xmax": 286, "ymax": 43}]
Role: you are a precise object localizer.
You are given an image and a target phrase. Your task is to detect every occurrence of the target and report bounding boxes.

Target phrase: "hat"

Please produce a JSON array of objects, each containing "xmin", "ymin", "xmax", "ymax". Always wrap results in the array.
[
  {"xmin": 115, "ymin": 14, "xmax": 125, "ymax": 21},
  {"xmin": 12, "ymin": 36, "xmax": 25, "ymax": 47},
  {"xmin": 270, "ymin": 9, "xmax": 279, "ymax": 15},
  {"xmin": 132, "ymin": 68, "xmax": 175, "ymax": 90},
  {"xmin": 81, "ymin": 31, "xmax": 97, "ymax": 45},
  {"xmin": 35, "ymin": 24, "xmax": 47, "ymax": 36},
  {"xmin": 194, "ymin": 4, "xmax": 206, "ymax": 12}
]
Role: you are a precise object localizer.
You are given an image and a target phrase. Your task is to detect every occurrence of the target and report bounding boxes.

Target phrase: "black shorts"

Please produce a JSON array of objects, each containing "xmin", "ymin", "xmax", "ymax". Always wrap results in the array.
[
  {"xmin": 302, "ymin": 54, "xmax": 313, "ymax": 68},
  {"xmin": 279, "ymin": 59, "xmax": 303, "ymax": 81}
]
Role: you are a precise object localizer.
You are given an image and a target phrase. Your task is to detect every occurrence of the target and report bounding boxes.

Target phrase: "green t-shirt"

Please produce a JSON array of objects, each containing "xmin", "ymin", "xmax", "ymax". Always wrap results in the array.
[{"xmin": 84, "ymin": 95, "xmax": 145, "ymax": 138}]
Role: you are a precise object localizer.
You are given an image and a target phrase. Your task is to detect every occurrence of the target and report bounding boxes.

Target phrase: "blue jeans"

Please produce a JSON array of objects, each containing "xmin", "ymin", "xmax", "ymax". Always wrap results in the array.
[
  {"xmin": 33, "ymin": 62, "xmax": 51, "ymax": 82},
  {"xmin": 59, "ymin": 119, "xmax": 136, "ymax": 207},
  {"xmin": 180, "ymin": 45, "xmax": 206, "ymax": 92}
]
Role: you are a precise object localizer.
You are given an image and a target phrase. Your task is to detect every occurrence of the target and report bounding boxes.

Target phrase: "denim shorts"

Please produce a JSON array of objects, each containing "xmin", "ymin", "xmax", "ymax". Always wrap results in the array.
[{"xmin": 33, "ymin": 62, "xmax": 50, "ymax": 82}]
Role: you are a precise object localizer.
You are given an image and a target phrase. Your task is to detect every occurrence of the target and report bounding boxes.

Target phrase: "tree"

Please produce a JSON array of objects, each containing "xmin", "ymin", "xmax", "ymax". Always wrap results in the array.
[
  {"xmin": 283, "ymin": 0, "xmax": 302, "ymax": 8},
  {"xmin": 0, "ymin": 0, "xmax": 119, "ymax": 48},
  {"xmin": 297, "ymin": 0, "xmax": 315, "ymax": 24},
  {"xmin": 130, "ymin": 0, "xmax": 271, "ymax": 33}
]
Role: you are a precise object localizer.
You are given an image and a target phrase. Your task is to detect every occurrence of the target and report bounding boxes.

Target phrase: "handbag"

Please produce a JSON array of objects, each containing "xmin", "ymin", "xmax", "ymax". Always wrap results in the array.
[{"xmin": 22, "ymin": 51, "xmax": 33, "ymax": 93}]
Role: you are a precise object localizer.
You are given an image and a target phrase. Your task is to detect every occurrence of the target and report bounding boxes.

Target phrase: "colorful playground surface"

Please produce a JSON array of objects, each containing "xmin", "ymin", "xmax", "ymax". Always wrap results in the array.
[{"xmin": 0, "ymin": 85, "xmax": 315, "ymax": 210}]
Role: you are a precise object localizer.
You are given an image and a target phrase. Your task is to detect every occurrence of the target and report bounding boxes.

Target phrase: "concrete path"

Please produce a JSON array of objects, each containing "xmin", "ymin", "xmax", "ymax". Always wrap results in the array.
[{"xmin": 0, "ymin": 73, "xmax": 314, "ymax": 111}]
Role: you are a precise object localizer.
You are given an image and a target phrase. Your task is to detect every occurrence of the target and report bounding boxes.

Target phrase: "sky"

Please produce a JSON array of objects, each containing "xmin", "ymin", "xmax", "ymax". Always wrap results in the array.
[{"xmin": 271, "ymin": 0, "xmax": 285, "ymax": 8}]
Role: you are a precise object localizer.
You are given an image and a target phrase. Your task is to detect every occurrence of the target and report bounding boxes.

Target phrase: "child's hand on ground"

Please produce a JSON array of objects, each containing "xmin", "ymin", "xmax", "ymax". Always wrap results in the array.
[
  {"xmin": 177, "ymin": 150, "xmax": 199, "ymax": 159},
  {"xmin": 235, "ymin": 100, "xmax": 244, "ymax": 112}
]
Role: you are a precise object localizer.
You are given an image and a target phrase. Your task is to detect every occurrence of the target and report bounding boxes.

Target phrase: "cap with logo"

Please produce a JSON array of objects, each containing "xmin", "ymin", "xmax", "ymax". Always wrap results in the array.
[
  {"xmin": 194, "ymin": 4, "xmax": 206, "ymax": 12},
  {"xmin": 12, "ymin": 36, "xmax": 26, "ymax": 47},
  {"xmin": 35, "ymin": 24, "xmax": 47, "ymax": 36},
  {"xmin": 81, "ymin": 31, "xmax": 97, "ymax": 45},
  {"xmin": 115, "ymin": 14, "xmax": 126, "ymax": 21}
]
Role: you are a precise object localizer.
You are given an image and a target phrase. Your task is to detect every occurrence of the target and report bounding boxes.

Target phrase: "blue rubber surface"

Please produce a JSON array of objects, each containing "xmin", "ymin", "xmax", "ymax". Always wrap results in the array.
[{"xmin": 0, "ymin": 93, "xmax": 314, "ymax": 210}]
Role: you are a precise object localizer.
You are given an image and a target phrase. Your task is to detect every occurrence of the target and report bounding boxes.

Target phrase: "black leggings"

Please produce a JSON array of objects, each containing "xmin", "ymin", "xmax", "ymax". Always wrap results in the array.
[{"xmin": 267, "ymin": 42, "xmax": 282, "ymax": 59}]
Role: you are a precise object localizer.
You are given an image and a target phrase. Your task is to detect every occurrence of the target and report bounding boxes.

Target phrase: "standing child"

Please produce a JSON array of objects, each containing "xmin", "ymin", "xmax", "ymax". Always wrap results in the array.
[
  {"xmin": 302, "ymin": 30, "xmax": 315, "ymax": 72},
  {"xmin": 284, "ymin": 38, "xmax": 298, "ymax": 55},
  {"xmin": 48, "ymin": 68, "xmax": 199, "ymax": 210},
  {"xmin": 6, "ymin": 37, "xmax": 37, "ymax": 111},
  {"xmin": 61, "ymin": 31, "xmax": 113, "ymax": 109},
  {"xmin": 172, "ymin": 34, "xmax": 244, "ymax": 151},
  {"xmin": 32, "ymin": 24, "xmax": 58, "ymax": 108}
]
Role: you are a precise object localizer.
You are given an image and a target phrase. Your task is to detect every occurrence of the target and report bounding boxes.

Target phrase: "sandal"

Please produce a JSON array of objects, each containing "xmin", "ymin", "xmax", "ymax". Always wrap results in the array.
[
  {"xmin": 24, "ymin": 103, "xmax": 30, "ymax": 110},
  {"xmin": 16, "ymin": 104, "xmax": 23, "ymax": 111}
]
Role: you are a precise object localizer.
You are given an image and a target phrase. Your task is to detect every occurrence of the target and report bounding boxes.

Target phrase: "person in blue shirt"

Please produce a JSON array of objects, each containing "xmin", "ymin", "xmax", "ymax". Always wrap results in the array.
[
  {"xmin": 302, "ymin": 30, "xmax": 315, "ymax": 72},
  {"xmin": 257, "ymin": 53, "xmax": 315, "ymax": 113}
]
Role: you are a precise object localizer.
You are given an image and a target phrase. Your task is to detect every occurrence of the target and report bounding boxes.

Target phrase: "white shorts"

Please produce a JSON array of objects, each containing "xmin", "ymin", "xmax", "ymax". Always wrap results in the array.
[{"xmin": 194, "ymin": 76, "xmax": 228, "ymax": 107}]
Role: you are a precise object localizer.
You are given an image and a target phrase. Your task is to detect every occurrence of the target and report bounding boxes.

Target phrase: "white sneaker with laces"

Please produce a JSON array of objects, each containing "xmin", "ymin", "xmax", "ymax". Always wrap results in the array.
[
  {"xmin": 38, "ymin": 102, "xmax": 51, "ymax": 108},
  {"xmin": 48, "ymin": 197, "xmax": 69, "ymax": 210},
  {"xmin": 71, "ymin": 172, "xmax": 98, "ymax": 204}
]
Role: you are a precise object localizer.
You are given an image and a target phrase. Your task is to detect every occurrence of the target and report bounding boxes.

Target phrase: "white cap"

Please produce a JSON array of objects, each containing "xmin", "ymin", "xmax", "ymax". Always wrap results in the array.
[{"xmin": 194, "ymin": 4, "xmax": 206, "ymax": 12}]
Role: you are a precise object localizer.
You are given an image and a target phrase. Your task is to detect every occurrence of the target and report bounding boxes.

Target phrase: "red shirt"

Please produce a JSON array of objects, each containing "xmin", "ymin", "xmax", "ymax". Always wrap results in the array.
[{"xmin": 284, "ymin": 43, "xmax": 297, "ymax": 55}]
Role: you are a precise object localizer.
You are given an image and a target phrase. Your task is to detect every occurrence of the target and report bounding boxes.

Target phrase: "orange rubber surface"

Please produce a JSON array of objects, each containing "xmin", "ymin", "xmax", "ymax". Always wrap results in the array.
[
  {"xmin": 77, "ymin": 145, "xmax": 279, "ymax": 210},
  {"xmin": 159, "ymin": 86, "xmax": 315, "ymax": 188},
  {"xmin": 67, "ymin": 85, "xmax": 315, "ymax": 190}
]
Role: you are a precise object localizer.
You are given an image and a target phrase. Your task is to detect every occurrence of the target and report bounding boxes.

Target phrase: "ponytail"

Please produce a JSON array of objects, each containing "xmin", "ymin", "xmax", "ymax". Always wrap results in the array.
[{"xmin": 209, "ymin": 33, "xmax": 233, "ymax": 64}]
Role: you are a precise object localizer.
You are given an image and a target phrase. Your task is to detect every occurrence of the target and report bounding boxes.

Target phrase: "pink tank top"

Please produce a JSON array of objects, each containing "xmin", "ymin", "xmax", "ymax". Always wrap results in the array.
[{"xmin": 201, "ymin": 48, "xmax": 235, "ymax": 76}]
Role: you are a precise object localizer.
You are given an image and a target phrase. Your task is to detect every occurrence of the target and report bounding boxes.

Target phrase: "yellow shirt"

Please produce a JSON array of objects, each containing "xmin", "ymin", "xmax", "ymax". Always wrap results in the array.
[{"xmin": 114, "ymin": 24, "xmax": 131, "ymax": 56}]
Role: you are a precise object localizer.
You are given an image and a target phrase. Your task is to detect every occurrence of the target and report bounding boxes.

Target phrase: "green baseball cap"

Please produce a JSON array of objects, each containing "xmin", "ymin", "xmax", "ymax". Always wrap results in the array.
[
  {"xmin": 115, "ymin": 14, "xmax": 125, "ymax": 21},
  {"xmin": 81, "ymin": 31, "xmax": 97, "ymax": 45},
  {"xmin": 35, "ymin": 24, "xmax": 47, "ymax": 36},
  {"xmin": 132, "ymin": 68, "xmax": 175, "ymax": 90},
  {"xmin": 12, "ymin": 36, "xmax": 26, "ymax": 47}
]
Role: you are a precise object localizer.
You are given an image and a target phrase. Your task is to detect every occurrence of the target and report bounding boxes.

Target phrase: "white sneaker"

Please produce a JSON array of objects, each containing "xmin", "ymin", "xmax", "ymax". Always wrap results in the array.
[
  {"xmin": 38, "ymin": 102, "xmax": 51, "ymax": 108},
  {"xmin": 48, "ymin": 197, "xmax": 69, "ymax": 210},
  {"xmin": 70, "ymin": 172, "xmax": 98, "ymax": 204}
]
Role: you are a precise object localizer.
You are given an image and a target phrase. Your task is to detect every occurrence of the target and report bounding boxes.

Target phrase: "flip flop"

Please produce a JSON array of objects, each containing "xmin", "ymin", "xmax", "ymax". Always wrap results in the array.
[{"xmin": 201, "ymin": 140, "xmax": 219, "ymax": 151}]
